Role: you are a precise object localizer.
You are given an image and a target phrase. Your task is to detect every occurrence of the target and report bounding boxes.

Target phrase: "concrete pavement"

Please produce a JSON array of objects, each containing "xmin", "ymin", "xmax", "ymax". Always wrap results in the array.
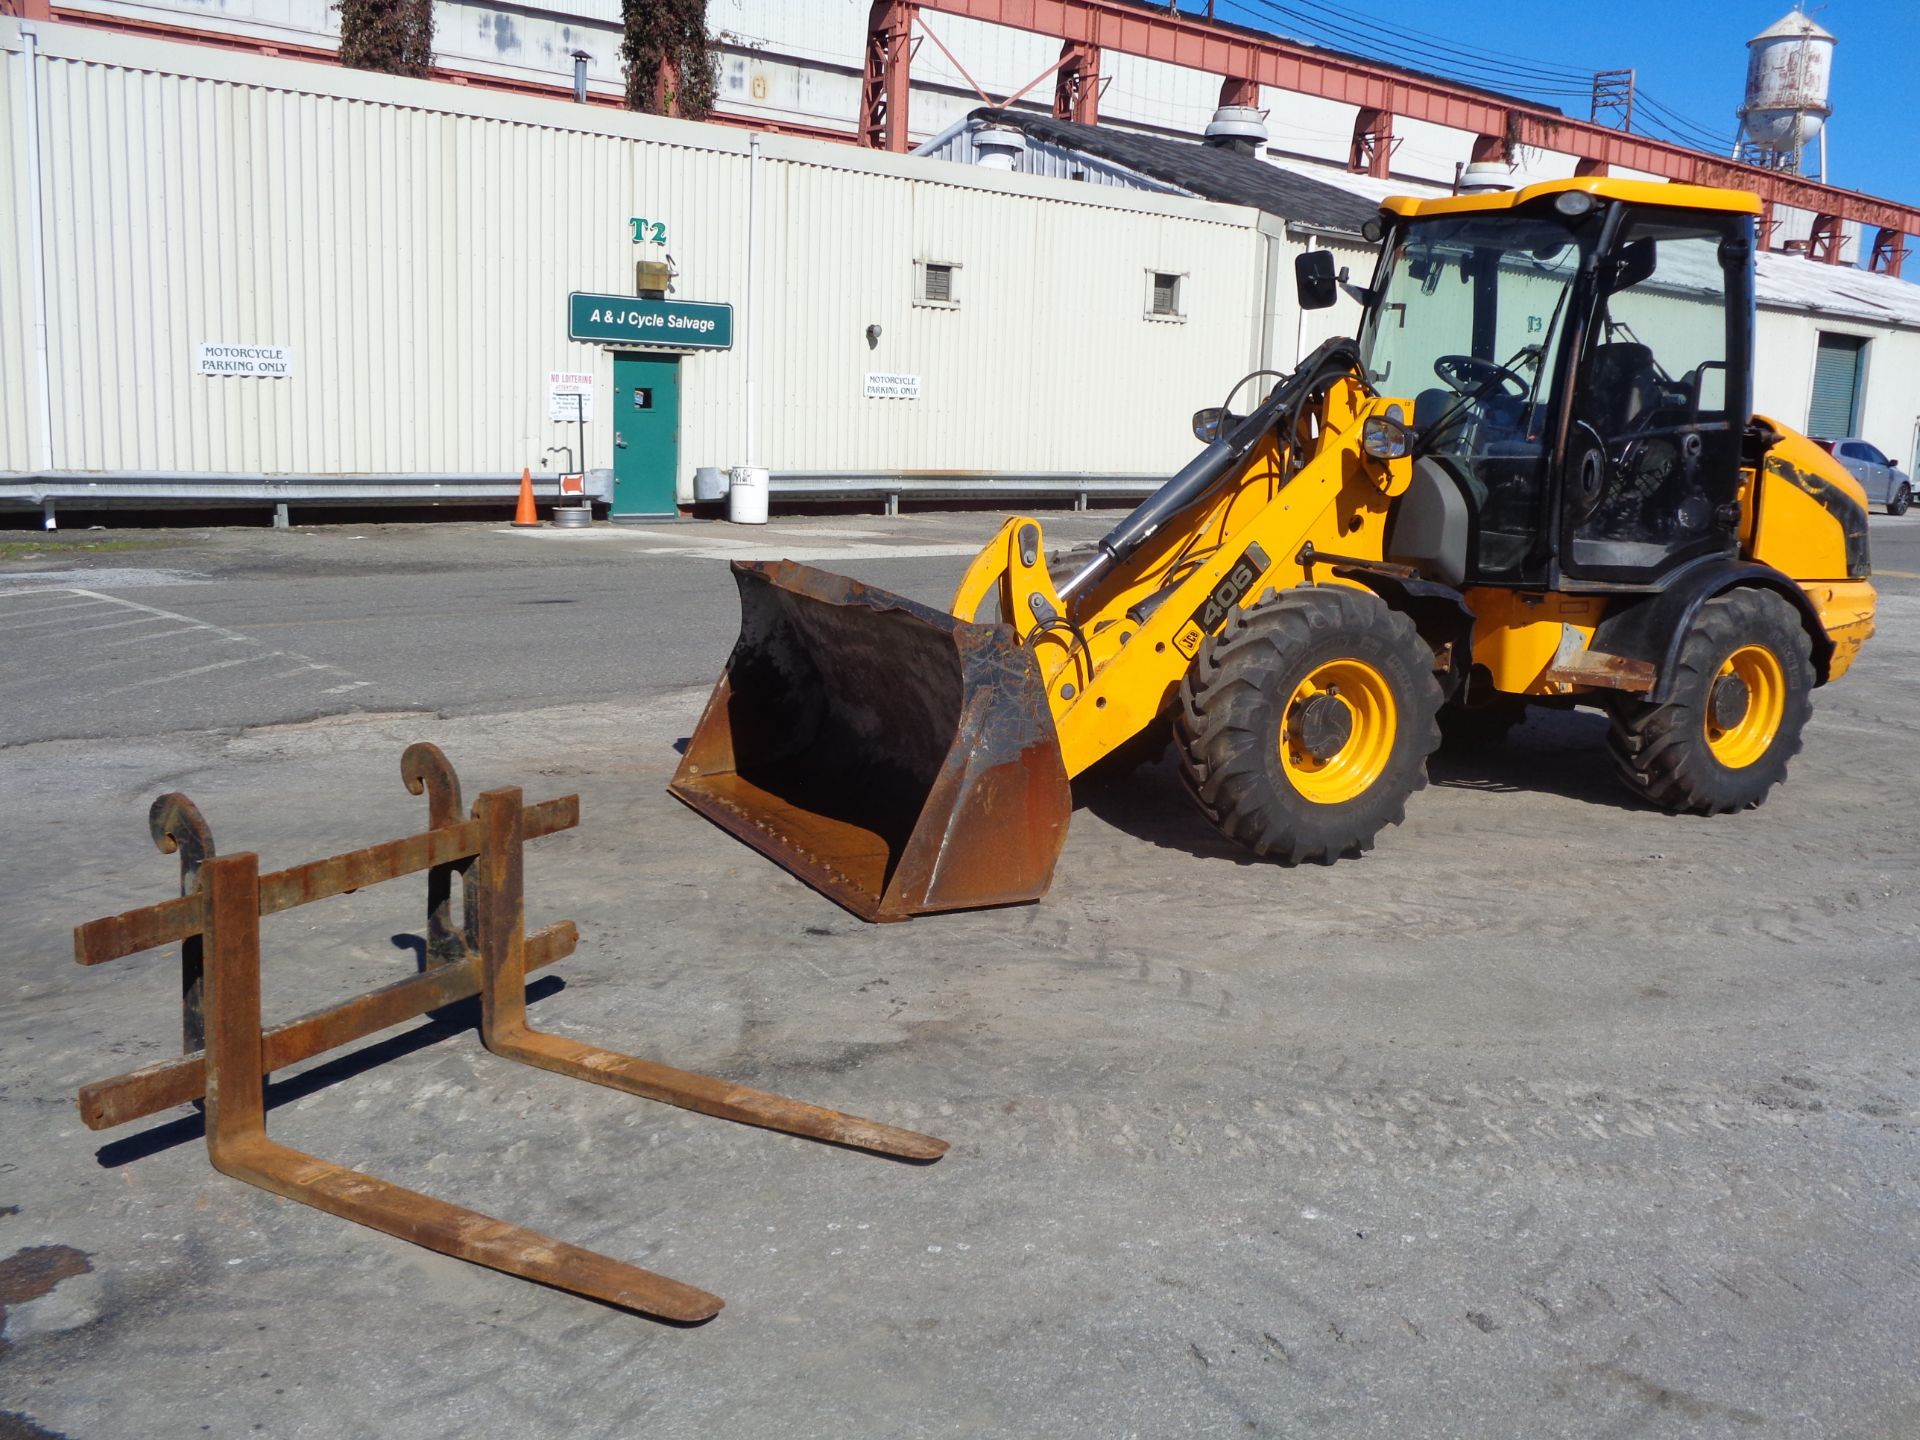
[{"xmin": 2, "ymin": 511, "xmax": 1917, "ymax": 1439}]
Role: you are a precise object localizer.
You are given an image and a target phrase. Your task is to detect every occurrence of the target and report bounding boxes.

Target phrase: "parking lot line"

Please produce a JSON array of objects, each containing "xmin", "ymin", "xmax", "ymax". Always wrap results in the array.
[
  {"xmin": 1, "ymin": 585, "xmax": 375, "ymax": 708},
  {"xmin": 96, "ymin": 653, "xmax": 277, "ymax": 695}
]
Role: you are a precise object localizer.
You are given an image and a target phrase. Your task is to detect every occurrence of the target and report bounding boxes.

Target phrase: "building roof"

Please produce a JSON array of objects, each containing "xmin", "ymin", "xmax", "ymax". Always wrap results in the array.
[
  {"xmin": 1755, "ymin": 251, "xmax": 1920, "ymax": 329},
  {"xmin": 965, "ymin": 107, "xmax": 1381, "ymax": 235}
]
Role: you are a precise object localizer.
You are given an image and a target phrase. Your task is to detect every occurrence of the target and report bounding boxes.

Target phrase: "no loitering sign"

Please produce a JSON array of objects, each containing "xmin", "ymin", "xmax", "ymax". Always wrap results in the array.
[
  {"xmin": 196, "ymin": 343, "xmax": 293, "ymax": 377},
  {"xmin": 547, "ymin": 371, "xmax": 596, "ymax": 422}
]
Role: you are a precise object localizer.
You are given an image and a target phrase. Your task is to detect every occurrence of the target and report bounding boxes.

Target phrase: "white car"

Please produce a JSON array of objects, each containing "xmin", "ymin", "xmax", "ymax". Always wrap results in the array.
[{"xmin": 1815, "ymin": 437, "xmax": 1912, "ymax": 515}]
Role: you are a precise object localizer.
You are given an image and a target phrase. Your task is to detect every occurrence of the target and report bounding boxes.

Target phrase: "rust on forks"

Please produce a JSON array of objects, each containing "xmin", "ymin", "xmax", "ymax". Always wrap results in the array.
[{"xmin": 75, "ymin": 742, "xmax": 947, "ymax": 1322}]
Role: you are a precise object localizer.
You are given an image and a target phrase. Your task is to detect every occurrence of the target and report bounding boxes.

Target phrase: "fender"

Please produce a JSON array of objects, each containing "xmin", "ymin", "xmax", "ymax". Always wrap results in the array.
[
  {"xmin": 1336, "ymin": 567, "xmax": 1477, "ymax": 700},
  {"xmin": 1589, "ymin": 557, "xmax": 1834, "ymax": 702}
]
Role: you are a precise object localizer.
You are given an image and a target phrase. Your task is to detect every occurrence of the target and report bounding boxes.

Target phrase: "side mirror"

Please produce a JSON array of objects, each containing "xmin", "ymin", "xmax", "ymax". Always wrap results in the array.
[
  {"xmin": 1295, "ymin": 249, "xmax": 1339, "ymax": 311},
  {"xmin": 1606, "ymin": 237, "xmax": 1658, "ymax": 295},
  {"xmin": 1192, "ymin": 407, "xmax": 1231, "ymax": 444}
]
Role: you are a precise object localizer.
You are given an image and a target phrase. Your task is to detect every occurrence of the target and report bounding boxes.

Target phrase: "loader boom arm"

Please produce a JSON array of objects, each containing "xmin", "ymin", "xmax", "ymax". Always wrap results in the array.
[{"xmin": 954, "ymin": 371, "xmax": 1415, "ymax": 778}]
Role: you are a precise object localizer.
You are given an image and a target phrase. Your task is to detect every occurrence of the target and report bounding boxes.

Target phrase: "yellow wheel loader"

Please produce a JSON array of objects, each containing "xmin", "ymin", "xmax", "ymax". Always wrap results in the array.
[{"xmin": 671, "ymin": 178, "xmax": 1876, "ymax": 921}]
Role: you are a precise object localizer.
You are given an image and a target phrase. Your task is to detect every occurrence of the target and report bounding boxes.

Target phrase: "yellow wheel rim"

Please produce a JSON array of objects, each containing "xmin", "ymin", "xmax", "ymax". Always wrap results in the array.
[
  {"xmin": 1278, "ymin": 658, "xmax": 1398, "ymax": 805},
  {"xmin": 1704, "ymin": 644, "xmax": 1786, "ymax": 769}
]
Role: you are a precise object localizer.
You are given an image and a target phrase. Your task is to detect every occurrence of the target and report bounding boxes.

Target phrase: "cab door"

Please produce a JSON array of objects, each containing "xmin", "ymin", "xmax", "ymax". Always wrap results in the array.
[{"xmin": 1559, "ymin": 210, "xmax": 1753, "ymax": 585}]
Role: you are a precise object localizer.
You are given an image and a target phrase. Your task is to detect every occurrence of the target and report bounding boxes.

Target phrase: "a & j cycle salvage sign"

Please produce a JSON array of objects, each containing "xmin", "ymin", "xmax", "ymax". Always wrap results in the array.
[{"xmin": 567, "ymin": 294, "xmax": 733, "ymax": 350}]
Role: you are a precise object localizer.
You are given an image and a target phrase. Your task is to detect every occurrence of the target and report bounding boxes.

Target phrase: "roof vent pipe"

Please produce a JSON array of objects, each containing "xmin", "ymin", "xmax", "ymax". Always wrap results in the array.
[
  {"xmin": 1204, "ymin": 104, "xmax": 1268, "ymax": 156},
  {"xmin": 971, "ymin": 123, "xmax": 1026, "ymax": 171},
  {"xmin": 1457, "ymin": 160, "xmax": 1516, "ymax": 194}
]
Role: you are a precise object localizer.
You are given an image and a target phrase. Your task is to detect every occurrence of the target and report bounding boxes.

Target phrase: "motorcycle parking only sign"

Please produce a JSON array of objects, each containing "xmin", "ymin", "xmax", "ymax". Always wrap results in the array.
[
  {"xmin": 196, "ymin": 343, "xmax": 293, "ymax": 377},
  {"xmin": 864, "ymin": 372, "xmax": 921, "ymax": 399}
]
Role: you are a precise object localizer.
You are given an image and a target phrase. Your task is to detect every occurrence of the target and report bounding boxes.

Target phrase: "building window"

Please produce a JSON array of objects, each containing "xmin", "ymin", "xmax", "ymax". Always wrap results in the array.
[
  {"xmin": 915, "ymin": 260, "xmax": 960, "ymax": 308},
  {"xmin": 1145, "ymin": 270, "xmax": 1185, "ymax": 321}
]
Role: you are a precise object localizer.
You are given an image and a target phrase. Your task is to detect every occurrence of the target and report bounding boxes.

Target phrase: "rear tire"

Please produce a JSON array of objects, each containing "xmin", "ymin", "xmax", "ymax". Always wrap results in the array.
[
  {"xmin": 1176, "ymin": 587, "xmax": 1442, "ymax": 863},
  {"xmin": 1606, "ymin": 588, "xmax": 1813, "ymax": 815},
  {"xmin": 1889, "ymin": 484, "xmax": 1912, "ymax": 517}
]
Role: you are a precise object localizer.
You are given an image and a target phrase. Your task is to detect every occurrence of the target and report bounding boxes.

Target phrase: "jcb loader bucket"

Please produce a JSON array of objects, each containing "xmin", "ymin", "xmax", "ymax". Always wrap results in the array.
[{"xmin": 669, "ymin": 560, "xmax": 1072, "ymax": 922}]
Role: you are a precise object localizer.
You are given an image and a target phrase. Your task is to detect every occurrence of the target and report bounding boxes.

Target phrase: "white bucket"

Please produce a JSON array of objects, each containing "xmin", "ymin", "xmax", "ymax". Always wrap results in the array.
[
  {"xmin": 693, "ymin": 465, "xmax": 729, "ymax": 503},
  {"xmin": 728, "ymin": 466, "xmax": 770, "ymax": 525}
]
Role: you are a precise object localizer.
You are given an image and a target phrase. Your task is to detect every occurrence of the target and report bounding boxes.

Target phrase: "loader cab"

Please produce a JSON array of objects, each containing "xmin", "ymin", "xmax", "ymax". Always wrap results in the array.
[{"xmin": 1358, "ymin": 184, "xmax": 1756, "ymax": 592}]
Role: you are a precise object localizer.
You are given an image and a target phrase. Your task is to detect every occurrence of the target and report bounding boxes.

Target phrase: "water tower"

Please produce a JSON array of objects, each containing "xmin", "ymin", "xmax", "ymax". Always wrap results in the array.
[{"xmin": 1733, "ymin": 6, "xmax": 1835, "ymax": 181}]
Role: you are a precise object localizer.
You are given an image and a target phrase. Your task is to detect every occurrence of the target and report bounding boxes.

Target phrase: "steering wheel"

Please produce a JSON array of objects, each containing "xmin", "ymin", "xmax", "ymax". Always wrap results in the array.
[{"xmin": 1434, "ymin": 354, "xmax": 1528, "ymax": 401}]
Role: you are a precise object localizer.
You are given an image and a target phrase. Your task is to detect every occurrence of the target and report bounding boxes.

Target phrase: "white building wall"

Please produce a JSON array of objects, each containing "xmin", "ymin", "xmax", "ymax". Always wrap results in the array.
[
  {"xmin": 4, "ymin": 20, "xmax": 754, "ymax": 483},
  {"xmin": 1, "ymin": 19, "xmax": 1272, "ymax": 498},
  {"xmin": 1754, "ymin": 306, "xmax": 1920, "ymax": 460},
  {"xmin": 0, "ymin": 38, "xmax": 41, "ymax": 472},
  {"xmin": 754, "ymin": 140, "xmax": 1264, "ymax": 471}
]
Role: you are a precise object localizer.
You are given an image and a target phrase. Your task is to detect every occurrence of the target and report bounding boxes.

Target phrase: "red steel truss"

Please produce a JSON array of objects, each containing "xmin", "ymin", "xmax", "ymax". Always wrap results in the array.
[{"xmin": 862, "ymin": 0, "xmax": 1915, "ymax": 271}]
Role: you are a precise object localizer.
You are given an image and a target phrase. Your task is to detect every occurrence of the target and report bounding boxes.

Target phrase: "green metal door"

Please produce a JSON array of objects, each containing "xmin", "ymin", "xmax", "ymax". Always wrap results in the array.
[
  {"xmin": 1807, "ymin": 333, "xmax": 1865, "ymax": 440},
  {"xmin": 611, "ymin": 353, "xmax": 680, "ymax": 516}
]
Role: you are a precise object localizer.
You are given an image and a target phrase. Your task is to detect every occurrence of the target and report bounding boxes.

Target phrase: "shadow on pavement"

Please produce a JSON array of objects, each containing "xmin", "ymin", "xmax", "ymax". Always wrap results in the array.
[
  {"xmin": 92, "ymin": 975, "xmax": 568, "ymax": 1169},
  {"xmin": 1075, "ymin": 704, "xmax": 1647, "ymax": 863}
]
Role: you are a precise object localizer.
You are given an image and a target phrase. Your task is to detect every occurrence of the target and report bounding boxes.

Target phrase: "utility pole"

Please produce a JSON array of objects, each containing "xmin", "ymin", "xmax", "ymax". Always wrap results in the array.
[{"xmin": 1590, "ymin": 69, "xmax": 1635, "ymax": 131}]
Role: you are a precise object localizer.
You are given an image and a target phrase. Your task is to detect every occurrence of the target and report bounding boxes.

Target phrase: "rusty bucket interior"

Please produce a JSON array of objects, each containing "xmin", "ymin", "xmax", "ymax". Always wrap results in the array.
[{"xmin": 669, "ymin": 560, "xmax": 1071, "ymax": 922}]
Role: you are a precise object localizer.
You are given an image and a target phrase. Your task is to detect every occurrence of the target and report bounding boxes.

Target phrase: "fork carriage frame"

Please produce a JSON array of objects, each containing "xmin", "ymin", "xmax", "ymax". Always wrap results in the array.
[{"xmin": 75, "ymin": 742, "xmax": 947, "ymax": 1322}]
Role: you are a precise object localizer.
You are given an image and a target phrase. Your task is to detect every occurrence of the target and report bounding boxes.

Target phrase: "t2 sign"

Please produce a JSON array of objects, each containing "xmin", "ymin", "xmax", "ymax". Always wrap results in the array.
[{"xmin": 629, "ymin": 217, "xmax": 668, "ymax": 245}]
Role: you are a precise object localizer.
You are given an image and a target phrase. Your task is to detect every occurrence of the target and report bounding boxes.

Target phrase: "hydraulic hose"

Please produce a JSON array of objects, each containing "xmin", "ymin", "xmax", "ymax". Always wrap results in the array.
[{"xmin": 1056, "ymin": 338, "xmax": 1364, "ymax": 604}]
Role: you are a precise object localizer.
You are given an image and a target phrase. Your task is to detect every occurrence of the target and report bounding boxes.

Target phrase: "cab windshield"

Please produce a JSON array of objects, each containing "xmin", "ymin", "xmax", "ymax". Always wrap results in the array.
[{"xmin": 1359, "ymin": 213, "xmax": 1590, "ymax": 576}]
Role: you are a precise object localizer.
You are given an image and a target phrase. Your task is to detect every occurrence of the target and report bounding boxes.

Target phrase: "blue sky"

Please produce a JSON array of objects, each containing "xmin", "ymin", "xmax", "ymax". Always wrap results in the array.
[{"xmin": 1210, "ymin": 0, "xmax": 1919, "ymax": 204}]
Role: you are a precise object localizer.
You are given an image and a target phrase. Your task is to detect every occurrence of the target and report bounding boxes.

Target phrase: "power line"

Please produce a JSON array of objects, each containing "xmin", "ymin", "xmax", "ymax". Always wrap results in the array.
[
  {"xmin": 1277, "ymin": 0, "xmax": 1597, "ymax": 80},
  {"xmin": 1214, "ymin": 1, "xmax": 1742, "ymax": 155},
  {"xmin": 1634, "ymin": 89, "xmax": 1737, "ymax": 152},
  {"xmin": 1218, "ymin": 0, "xmax": 1597, "ymax": 96},
  {"xmin": 1213, "ymin": 0, "xmax": 1605, "ymax": 101}
]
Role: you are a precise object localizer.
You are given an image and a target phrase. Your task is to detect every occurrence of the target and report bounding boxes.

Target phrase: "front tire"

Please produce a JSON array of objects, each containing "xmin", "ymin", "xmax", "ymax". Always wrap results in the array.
[
  {"xmin": 1889, "ymin": 483, "xmax": 1912, "ymax": 517},
  {"xmin": 1176, "ymin": 587, "xmax": 1442, "ymax": 863},
  {"xmin": 1606, "ymin": 588, "xmax": 1814, "ymax": 814}
]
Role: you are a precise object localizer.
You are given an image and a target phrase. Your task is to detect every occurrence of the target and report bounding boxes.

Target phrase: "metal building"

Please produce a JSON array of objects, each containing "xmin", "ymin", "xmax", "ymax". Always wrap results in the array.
[{"xmin": 1, "ymin": 18, "xmax": 1300, "ymax": 517}]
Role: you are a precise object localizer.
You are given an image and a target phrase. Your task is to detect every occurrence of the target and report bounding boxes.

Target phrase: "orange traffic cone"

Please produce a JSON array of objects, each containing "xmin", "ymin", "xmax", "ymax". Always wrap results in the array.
[{"xmin": 512, "ymin": 467, "xmax": 540, "ymax": 527}]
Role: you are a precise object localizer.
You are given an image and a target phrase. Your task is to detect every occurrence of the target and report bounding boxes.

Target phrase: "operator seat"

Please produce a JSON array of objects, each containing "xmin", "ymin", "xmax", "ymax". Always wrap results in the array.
[{"xmin": 1582, "ymin": 343, "xmax": 1660, "ymax": 435}]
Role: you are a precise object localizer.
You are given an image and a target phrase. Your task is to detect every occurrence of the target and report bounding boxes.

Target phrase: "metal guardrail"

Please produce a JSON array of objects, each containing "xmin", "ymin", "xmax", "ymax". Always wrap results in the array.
[
  {"xmin": 1, "ymin": 471, "xmax": 612, "ymax": 526},
  {"xmin": 766, "ymin": 471, "xmax": 1161, "ymax": 515},
  {"xmin": 2, "ymin": 469, "xmax": 1152, "ymax": 523}
]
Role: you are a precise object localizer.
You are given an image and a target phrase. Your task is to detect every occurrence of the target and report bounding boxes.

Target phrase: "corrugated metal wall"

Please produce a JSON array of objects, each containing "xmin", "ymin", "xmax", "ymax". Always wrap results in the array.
[
  {"xmin": 754, "ymin": 140, "xmax": 1264, "ymax": 470},
  {"xmin": 7, "ymin": 24, "xmax": 754, "ymax": 481},
  {"xmin": 1, "ymin": 40, "xmax": 40, "ymax": 472},
  {"xmin": 1, "ymin": 19, "xmax": 1270, "ymax": 495}
]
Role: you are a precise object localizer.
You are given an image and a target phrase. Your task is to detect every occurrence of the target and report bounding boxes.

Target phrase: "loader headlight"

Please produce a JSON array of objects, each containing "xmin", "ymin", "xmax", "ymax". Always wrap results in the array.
[{"xmin": 1361, "ymin": 414, "xmax": 1413, "ymax": 461}]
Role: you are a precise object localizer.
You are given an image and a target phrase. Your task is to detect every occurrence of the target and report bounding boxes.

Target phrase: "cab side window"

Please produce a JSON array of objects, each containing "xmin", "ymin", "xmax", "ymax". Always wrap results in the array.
[{"xmin": 1564, "ymin": 212, "xmax": 1748, "ymax": 581}]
